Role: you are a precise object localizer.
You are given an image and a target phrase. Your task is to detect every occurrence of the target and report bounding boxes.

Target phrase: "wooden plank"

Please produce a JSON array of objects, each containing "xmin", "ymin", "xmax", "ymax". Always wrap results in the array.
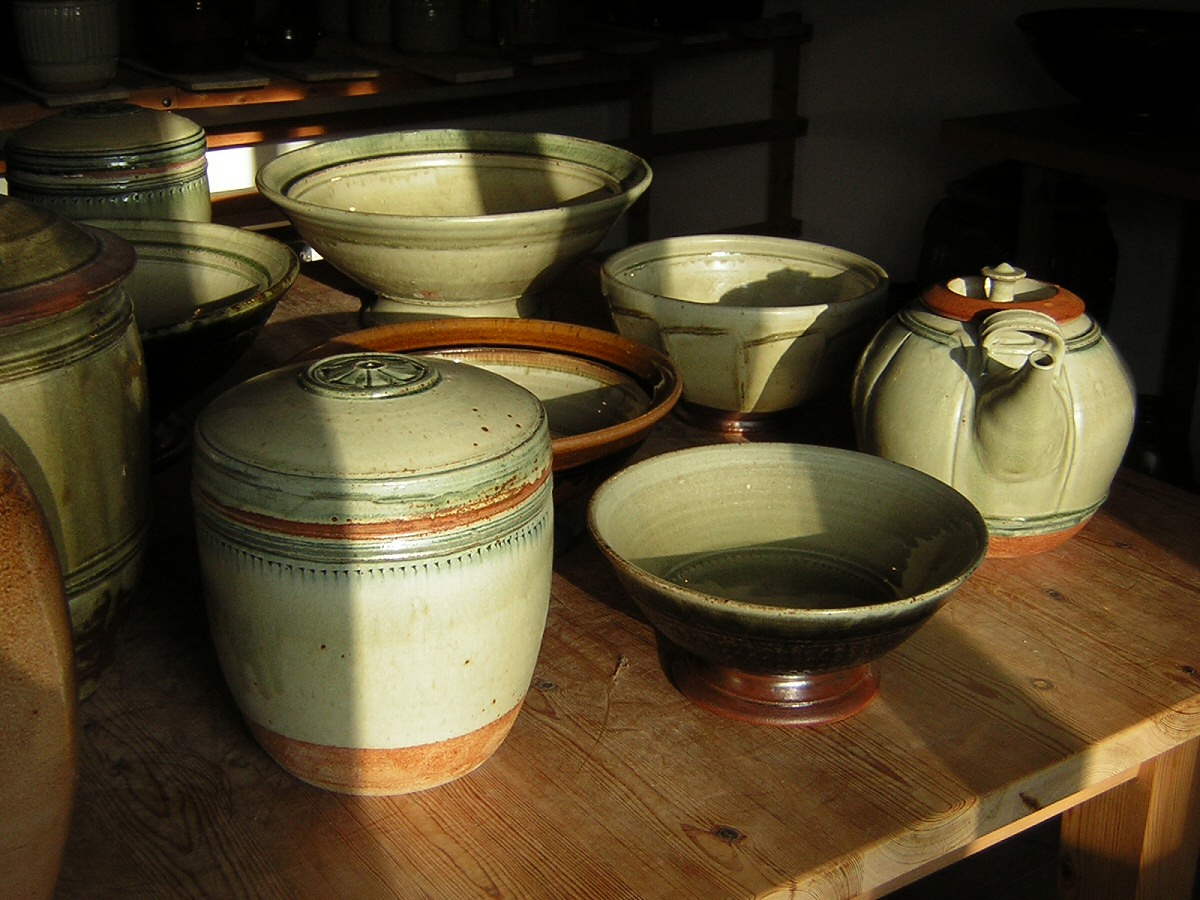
[
  {"xmin": 1060, "ymin": 737, "xmax": 1200, "ymax": 899},
  {"xmin": 51, "ymin": 269, "xmax": 1200, "ymax": 899}
]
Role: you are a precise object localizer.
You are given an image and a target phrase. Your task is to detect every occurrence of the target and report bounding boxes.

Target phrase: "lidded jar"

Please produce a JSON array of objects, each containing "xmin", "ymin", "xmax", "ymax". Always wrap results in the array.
[
  {"xmin": 192, "ymin": 351, "xmax": 554, "ymax": 795},
  {"xmin": 852, "ymin": 263, "xmax": 1136, "ymax": 557},
  {"xmin": 4, "ymin": 102, "xmax": 212, "ymax": 223},
  {"xmin": 0, "ymin": 195, "xmax": 151, "ymax": 696}
]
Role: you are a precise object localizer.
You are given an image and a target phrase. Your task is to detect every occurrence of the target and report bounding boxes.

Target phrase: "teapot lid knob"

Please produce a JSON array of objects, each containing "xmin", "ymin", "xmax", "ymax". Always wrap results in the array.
[{"xmin": 981, "ymin": 263, "xmax": 1026, "ymax": 303}]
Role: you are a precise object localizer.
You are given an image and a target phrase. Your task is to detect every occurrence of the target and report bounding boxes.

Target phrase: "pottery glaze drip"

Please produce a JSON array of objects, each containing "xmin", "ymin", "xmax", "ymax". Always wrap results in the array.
[{"xmin": 852, "ymin": 263, "xmax": 1136, "ymax": 556}]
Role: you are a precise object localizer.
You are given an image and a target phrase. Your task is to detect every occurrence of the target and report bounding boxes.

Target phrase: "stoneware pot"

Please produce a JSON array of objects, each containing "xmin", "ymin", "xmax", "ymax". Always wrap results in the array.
[
  {"xmin": 601, "ymin": 234, "xmax": 889, "ymax": 434},
  {"xmin": 588, "ymin": 442, "xmax": 988, "ymax": 726},
  {"xmin": 0, "ymin": 444, "xmax": 77, "ymax": 900},
  {"xmin": 0, "ymin": 196, "xmax": 151, "ymax": 698},
  {"xmin": 255, "ymin": 129, "xmax": 651, "ymax": 320},
  {"xmin": 393, "ymin": 0, "xmax": 461, "ymax": 52},
  {"xmin": 5, "ymin": 102, "xmax": 212, "ymax": 223},
  {"xmin": 853, "ymin": 263, "xmax": 1136, "ymax": 557},
  {"xmin": 300, "ymin": 317, "xmax": 682, "ymax": 547},
  {"xmin": 192, "ymin": 351, "xmax": 554, "ymax": 795},
  {"xmin": 12, "ymin": 0, "xmax": 120, "ymax": 93}
]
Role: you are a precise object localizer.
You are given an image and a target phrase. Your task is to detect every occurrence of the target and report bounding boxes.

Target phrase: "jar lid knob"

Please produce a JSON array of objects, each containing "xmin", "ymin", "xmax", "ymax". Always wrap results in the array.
[{"xmin": 982, "ymin": 263, "xmax": 1026, "ymax": 303}]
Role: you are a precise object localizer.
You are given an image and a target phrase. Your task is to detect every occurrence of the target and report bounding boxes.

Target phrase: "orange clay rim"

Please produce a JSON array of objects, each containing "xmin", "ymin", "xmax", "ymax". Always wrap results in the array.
[{"xmin": 921, "ymin": 279, "xmax": 1086, "ymax": 323}]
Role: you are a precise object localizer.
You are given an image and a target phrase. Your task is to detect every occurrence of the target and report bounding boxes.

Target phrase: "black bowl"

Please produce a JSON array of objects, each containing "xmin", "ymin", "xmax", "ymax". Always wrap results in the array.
[{"xmin": 1016, "ymin": 7, "xmax": 1200, "ymax": 122}]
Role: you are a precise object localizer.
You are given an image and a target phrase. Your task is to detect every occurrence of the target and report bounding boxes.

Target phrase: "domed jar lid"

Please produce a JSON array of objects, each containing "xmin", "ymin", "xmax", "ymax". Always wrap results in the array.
[
  {"xmin": 0, "ymin": 195, "xmax": 135, "ymax": 326},
  {"xmin": 922, "ymin": 263, "xmax": 1087, "ymax": 323},
  {"xmin": 4, "ymin": 102, "xmax": 208, "ymax": 176},
  {"xmin": 192, "ymin": 352, "xmax": 552, "ymax": 538}
]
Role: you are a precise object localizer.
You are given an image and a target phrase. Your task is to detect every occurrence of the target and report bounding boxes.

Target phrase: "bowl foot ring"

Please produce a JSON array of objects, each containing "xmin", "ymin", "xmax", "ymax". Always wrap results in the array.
[
  {"xmin": 675, "ymin": 402, "xmax": 796, "ymax": 437},
  {"xmin": 670, "ymin": 654, "xmax": 880, "ymax": 726}
]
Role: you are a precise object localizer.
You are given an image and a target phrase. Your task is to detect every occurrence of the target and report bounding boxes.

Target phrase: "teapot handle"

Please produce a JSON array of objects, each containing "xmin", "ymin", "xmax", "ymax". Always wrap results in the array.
[{"xmin": 978, "ymin": 308, "xmax": 1066, "ymax": 374}]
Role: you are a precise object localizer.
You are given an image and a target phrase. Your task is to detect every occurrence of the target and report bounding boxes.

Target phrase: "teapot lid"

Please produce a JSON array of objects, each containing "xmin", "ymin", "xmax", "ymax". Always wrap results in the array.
[
  {"xmin": 922, "ymin": 263, "xmax": 1086, "ymax": 323},
  {"xmin": 192, "ymin": 351, "xmax": 551, "ymax": 533},
  {"xmin": 0, "ymin": 195, "xmax": 135, "ymax": 326}
]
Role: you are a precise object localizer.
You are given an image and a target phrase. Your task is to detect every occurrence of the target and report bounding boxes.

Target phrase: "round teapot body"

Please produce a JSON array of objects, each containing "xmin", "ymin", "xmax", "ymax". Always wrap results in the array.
[
  {"xmin": 192, "ymin": 352, "xmax": 554, "ymax": 795},
  {"xmin": 853, "ymin": 268, "xmax": 1136, "ymax": 556},
  {"xmin": 0, "ymin": 199, "xmax": 152, "ymax": 696}
]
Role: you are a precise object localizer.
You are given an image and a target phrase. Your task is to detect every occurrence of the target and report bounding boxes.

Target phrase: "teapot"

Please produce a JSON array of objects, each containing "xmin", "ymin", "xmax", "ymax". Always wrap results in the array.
[{"xmin": 852, "ymin": 263, "xmax": 1135, "ymax": 557}]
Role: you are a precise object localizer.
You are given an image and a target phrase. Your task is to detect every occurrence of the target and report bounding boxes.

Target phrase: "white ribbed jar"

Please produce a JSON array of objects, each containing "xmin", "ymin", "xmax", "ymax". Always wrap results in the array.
[{"xmin": 192, "ymin": 352, "xmax": 554, "ymax": 795}]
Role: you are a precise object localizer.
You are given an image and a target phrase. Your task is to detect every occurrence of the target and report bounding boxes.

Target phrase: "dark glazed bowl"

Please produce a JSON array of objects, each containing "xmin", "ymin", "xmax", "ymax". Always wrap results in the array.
[
  {"xmin": 588, "ymin": 443, "xmax": 988, "ymax": 725},
  {"xmin": 86, "ymin": 219, "xmax": 299, "ymax": 435},
  {"xmin": 1015, "ymin": 7, "xmax": 1200, "ymax": 123}
]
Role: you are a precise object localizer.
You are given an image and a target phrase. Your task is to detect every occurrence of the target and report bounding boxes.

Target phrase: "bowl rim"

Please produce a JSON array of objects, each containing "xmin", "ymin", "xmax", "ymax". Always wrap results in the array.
[
  {"xmin": 587, "ymin": 441, "xmax": 989, "ymax": 622},
  {"xmin": 255, "ymin": 128, "xmax": 653, "ymax": 230},
  {"xmin": 84, "ymin": 218, "xmax": 299, "ymax": 339},
  {"xmin": 295, "ymin": 317, "xmax": 683, "ymax": 471},
  {"xmin": 599, "ymin": 233, "xmax": 889, "ymax": 317}
]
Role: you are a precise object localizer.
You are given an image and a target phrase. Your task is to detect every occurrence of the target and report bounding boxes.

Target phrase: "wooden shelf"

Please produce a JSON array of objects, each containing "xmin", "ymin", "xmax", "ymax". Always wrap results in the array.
[{"xmin": 0, "ymin": 18, "xmax": 811, "ymax": 241}]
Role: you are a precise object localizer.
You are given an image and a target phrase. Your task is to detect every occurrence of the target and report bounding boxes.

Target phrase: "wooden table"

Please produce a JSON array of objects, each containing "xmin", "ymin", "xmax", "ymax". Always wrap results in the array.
[{"xmin": 56, "ymin": 265, "xmax": 1200, "ymax": 899}]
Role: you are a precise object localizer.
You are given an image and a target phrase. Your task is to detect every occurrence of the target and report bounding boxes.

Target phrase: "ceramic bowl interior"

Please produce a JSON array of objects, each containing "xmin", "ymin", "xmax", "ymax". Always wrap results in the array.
[
  {"xmin": 600, "ymin": 235, "xmax": 888, "ymax": 429},
  {"xmin": 86, "ymin": 218, "xmax": 299, "ymax": 426},
  {"xmin": 588, "ymin": 443, "xmax": 987, "ymax": 723},
  {"xmin": 256, "ymin": 129, "xmax": 651, "ymax": 319},
  {"xmin": 300, "ymin": 318, "xmax": 682, "ymax": 533}
]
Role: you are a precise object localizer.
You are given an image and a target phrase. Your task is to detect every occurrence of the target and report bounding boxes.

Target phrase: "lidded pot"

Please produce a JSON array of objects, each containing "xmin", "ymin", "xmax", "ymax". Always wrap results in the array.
[
  {"xmin": 4, "ymin": 102, "xmax": 212, "ymax": 223},
  {"xmin": 192, "ymin": 351, "xmax": 554, "ymax": 795},
  {"xmin": 852, "ymin": 263, "xmax": 1135, "ymax": 556},
  {"xmin": 0, "ymin": 195, "xmax": 151, "ymax": 696}
]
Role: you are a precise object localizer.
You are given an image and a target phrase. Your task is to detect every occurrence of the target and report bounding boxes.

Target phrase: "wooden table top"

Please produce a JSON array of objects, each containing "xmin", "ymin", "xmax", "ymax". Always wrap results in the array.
[{"xmin": 56, "ymin": 264, "xmax": 1200, "ymax": 899}]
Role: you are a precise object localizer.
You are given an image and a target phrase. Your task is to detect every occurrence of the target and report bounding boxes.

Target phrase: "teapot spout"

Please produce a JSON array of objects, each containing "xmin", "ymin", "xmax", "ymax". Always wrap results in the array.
[{"xmin": 973, "ymin": 310, "xmax": 1070, "ymax": 480}]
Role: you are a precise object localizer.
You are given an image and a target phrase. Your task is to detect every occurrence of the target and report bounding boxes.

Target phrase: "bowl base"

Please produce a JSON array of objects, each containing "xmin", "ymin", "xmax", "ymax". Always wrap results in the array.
[
  {"xmin": 670, "ymin": 652, "xmax": 880, "ymax": 726},
  {"xmin": 675, "ymin": 401, "xmax": 795, "ymax": 436},
  {"xmin": 364, "ymin": 292, "xmax": 543, "ymax": 324}
]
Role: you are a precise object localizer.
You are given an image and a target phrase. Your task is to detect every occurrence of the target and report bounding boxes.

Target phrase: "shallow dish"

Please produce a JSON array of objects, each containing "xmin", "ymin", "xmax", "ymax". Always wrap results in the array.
[
  {"xmin": 302, "ymin": 318, "xmax": 682, "ymax": 541},
  {"xmin": 601, "ymin": 234, "xmax": 889, "ymax": 433},
  {"xmin": 257, "ymin": 129, "xmax": 651, "ymax": 320},
  {"xmin": 588, "ymin": 443, "xmax": 988, "ymax": 725},
  {"xmin": 87, "ymin": 219, "xmax": 299, "ymax": 431}
]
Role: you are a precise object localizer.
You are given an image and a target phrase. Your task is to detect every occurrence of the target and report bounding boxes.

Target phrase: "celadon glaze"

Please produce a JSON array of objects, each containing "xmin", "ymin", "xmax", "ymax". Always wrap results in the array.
[
  {"xmin": 587, "ymin": 442, "xmax": 987, "ymax": 725},
  {"xmin": 853, "ymin": 264, "xmax": 1136, "ymax": 556},
  {"xmin": 0, "ymin": 198, "xmax": 151, "ymax": 698},
  {"xmin": 192, "ymin": 352, "xmax": 554, "ymax": 795},
  {"xmin": 5, "ymin": 102, "xmax": 211, "ymax": 223},
  {"xmin": 255, "ymin": 129, "xmax": 651, "ymax": 320},
  {"xmin": 600, "ymin": 235, "xmax": 889, "ymax": 423}
]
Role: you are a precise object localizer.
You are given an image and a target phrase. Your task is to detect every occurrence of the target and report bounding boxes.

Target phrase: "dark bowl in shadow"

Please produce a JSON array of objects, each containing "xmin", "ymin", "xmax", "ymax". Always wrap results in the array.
[
  {"xmin": 1015, "ymin": 7, "xmax": 1200, "ymax": 124},
  {"xmin": 588, "ymin": 443, "xmax": 989, "ymax": 725}
]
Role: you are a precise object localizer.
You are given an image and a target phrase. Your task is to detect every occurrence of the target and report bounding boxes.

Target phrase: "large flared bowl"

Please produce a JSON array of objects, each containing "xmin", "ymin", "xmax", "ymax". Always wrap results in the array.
[
  {"xmin": 600, "ymin": 235, "xmax": 888, "ymax": 433},
  {"xmin": 256, "ymin": 129, "xmax": 651, "ymax": 320},
  {"xmin": 588, "ymin": 443, "xmax": 988, "ymax": 725}
]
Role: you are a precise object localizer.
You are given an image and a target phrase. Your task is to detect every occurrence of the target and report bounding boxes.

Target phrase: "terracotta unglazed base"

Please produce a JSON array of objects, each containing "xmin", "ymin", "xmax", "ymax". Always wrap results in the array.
[
  {"xmin": 986, "ymin": 520, "xmax": 1089, "ymax": 558},
  {"xmin": 670, "ymin": 653, "xmax": 880, "ymax": 726},
  {"xmin": 248, "ymin": 702, "xmax": 522, "ymax": 795}
]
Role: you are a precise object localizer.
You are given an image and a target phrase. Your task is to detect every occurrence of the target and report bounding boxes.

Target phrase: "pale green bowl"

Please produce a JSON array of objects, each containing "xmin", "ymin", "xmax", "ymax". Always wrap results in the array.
[
  {"xmin": 257, "ymin": 129, "xmax": 651, "ymax": 320},
  {"xmin": 600, "ymin": 235, "xmax": 888, "ymax": 432}
]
